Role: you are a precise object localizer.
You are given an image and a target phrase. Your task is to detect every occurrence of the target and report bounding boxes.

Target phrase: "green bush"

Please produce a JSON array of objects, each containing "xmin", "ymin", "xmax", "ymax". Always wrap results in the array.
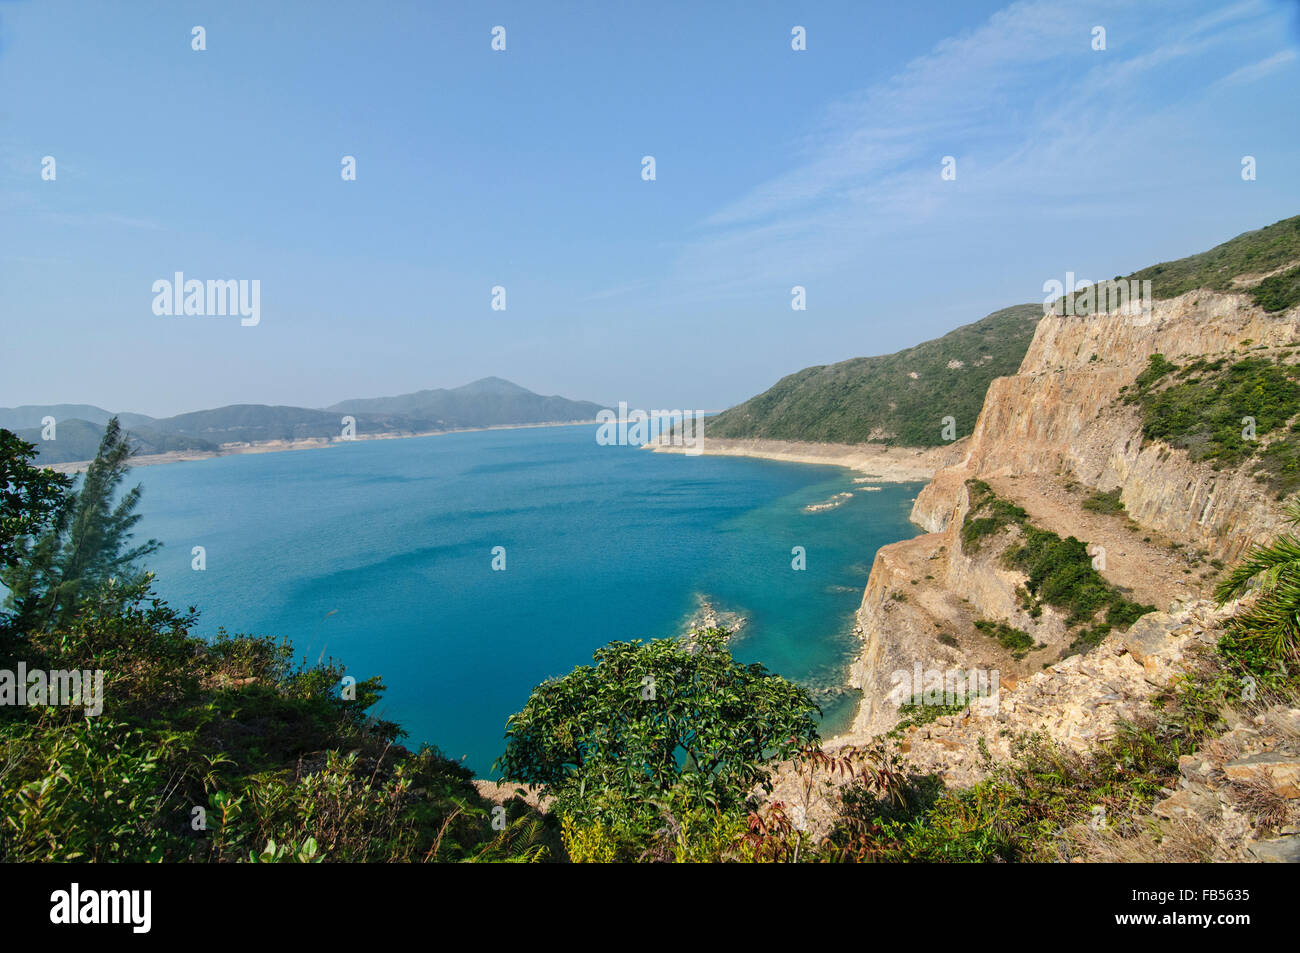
[
  {"xmin": 495, "ymin": 629, "xmax": 820, "ymax": 860},
  {"xmin": 961, "ymin": 480, "xmax": 1154, "ymax": 656},
  {"xmin": 1082, "ymin": 488, "xmax": 1125, "ymax": 515},
  {"xmin": 1252, "ymin": 264, "xmax": 1300, "ymax": 314},
  {"xmin": 960, "ymin": 480, "xmax": 1028, "ymax": 554},
  {"xmin": 973, "ymin": 619, "xmax": 1036, "ymax": 659},
  {"xmin": 0, "ymin": 593, "xmax": 547, "ymax": 862},
  {"xmin": 1125, "ymin": 354, "xmax": 1300, "ymax": 496}
]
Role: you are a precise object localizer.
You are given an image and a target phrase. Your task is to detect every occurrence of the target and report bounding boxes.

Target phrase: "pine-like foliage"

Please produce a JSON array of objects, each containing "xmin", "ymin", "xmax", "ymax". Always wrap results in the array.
[{"xmin": 1, "ymin": 417, "xmax": 160, "ymax": 632}]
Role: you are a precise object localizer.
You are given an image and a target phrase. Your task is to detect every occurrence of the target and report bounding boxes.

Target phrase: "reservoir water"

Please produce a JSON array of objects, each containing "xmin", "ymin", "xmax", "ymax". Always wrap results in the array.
[{"xmin": 131, "ymin": 424, "xmax": 923, "ymax": 774}]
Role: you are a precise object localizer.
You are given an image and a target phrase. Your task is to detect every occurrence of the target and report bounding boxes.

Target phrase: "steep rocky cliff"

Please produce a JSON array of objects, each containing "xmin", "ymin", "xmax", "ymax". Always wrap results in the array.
[
  {"xmin": 922, "ymin": 291, "xmax": 1299, "ymax": 555},
  {"xmin": 841, "ymin": 287, "xmax": 1300, "ymax": 744}
]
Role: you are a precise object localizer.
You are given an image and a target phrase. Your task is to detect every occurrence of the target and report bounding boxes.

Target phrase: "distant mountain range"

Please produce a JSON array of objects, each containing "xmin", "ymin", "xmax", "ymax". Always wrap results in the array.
[{"xmin": 2, "ymin": 377, "xmax": 605, "ymax": 464}]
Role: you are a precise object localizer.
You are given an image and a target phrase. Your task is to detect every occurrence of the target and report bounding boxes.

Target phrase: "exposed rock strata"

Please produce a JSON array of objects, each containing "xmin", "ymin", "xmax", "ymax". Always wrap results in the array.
[{"xmin": 843, "ymin": 292, "xmax": 1299, "ymax": 748}]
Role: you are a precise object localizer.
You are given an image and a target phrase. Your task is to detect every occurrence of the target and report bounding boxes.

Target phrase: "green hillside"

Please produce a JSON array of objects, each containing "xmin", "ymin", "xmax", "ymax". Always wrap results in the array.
[
  {"xmin": 1063, "ymin": 214, "xmax": 1300, "ymax": 314},
  {"xmin": 16, "ymin": 420, "xmax": 218, "ymax": 464},
  {"xmin": 151, "ymin": 404, "xmax": 439, "ymax": 445},
  {"xmin": 705, "ymin": 304, "xmax": 1043, "ymax": 446}
]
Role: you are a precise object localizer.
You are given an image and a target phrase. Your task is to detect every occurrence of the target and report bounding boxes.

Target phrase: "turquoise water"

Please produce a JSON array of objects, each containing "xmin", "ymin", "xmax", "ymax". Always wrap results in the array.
[{"xmin": 130, "ymin": 424, "xmax": 923, "ymax": 775}]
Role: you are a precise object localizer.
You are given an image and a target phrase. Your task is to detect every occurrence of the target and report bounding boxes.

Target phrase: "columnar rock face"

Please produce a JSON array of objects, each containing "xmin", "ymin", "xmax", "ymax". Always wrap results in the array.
[
  {"xmin": 948, "ymin": 292, "xmax": 1299, "ymax": 559},
  {"xmin": 844, "ymin": 290, "xmax": 1299, "ymax": 744},
  {"xmin": 1020, "ymin": 292, "xmax": 1294, "ymax": 373},
  {"xmin": 845, "ymin": 488, "xmax": 1071, "ymax": 741}
]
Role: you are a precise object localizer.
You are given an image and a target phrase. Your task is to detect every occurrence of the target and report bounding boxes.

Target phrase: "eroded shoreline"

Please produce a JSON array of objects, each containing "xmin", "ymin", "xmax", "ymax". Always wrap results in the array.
[{"xmin": 647, "ymin": 436, "xmax": 962, "ymax": 482}]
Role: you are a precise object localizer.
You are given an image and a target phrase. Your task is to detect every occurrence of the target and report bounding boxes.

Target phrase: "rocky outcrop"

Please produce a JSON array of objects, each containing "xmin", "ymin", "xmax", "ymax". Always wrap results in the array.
[
  {"xmin": 775, "ymin": 597, "xmax": 1300, "ymax": 856},
  {"xmin": 874, "ymin": 600, "xmax": 1222, "ymax": 789},
  {"xmin": 1140, "ymin": 705, "xmax": 1300, "ymax": 862},
  {"xmin": 842, "ymin": 291, "xmax": 1299, "ymax": 749},
  {"xmin": 950, "ymin": 292, "xmax": 1299, "ymax": 560},
  {"xmin": 892, "ymin": 617, "xmax": 1300, "ymax": 862}
]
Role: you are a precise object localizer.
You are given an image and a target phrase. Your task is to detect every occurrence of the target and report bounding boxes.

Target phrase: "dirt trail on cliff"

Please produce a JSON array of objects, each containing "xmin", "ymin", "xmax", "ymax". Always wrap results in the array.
[{"xmin": 983, "ymin": 473, "xmax": 1215, "ymax": 611}]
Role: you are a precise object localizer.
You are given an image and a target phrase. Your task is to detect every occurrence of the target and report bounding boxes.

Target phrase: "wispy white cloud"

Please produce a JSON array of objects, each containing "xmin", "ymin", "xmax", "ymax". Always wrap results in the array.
[
  {"xmin": 577, "ymin": 278, "xmax": 652, "ymax": 303},
  {"xmin": 1213, "ymin": 47, "xmax": 1297, "ymax": 86},
  {"xmin": 0, "ymin": 144, "xmax": 167, "ymax": 232},
  {"xmin": 665, "ymin": 0, "xmax": 1291, "ymax": 301},
  {"xmin": 698, "ymin": 0, "xmax": 1079, "ymax": 231}
]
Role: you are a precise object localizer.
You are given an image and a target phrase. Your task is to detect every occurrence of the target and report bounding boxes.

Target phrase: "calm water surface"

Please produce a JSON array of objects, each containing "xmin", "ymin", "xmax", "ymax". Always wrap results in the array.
[{"xmin": 132, "ymin": 424, "xmax": 923, "ymax": 774}]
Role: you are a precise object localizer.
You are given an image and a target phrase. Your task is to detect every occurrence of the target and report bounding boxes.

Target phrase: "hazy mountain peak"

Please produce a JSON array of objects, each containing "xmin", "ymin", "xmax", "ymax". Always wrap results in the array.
[
  {"xmin": 454, "ymin": 376, "xmax": 534, "ymax": 396},
  {"xmin": 0, "ymin": 404, "xmax": 155, "ymax": 431}
]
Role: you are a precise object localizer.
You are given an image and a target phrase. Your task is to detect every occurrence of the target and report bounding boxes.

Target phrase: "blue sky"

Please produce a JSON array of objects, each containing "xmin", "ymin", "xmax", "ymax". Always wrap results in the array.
[{"xmin": 2, "ymin": 0, "xmax": 1299, "ymax": 417}]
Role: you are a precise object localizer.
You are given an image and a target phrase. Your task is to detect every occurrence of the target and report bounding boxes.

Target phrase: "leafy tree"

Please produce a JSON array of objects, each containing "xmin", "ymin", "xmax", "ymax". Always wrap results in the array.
[
  {"xmin": 495, "ymin": 629, "xmax": 820, "ymax": 828},
  {"xmin": 1215, "ymin": 497, "xmax": 1300, "ymax": 663},
  {"xmin": 0, "ymin": 428, "xmax": 70, "ymax": 574},
  {"xmin": 1, "ymin": 417, "xmax": 160, "ymax": 632}
]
